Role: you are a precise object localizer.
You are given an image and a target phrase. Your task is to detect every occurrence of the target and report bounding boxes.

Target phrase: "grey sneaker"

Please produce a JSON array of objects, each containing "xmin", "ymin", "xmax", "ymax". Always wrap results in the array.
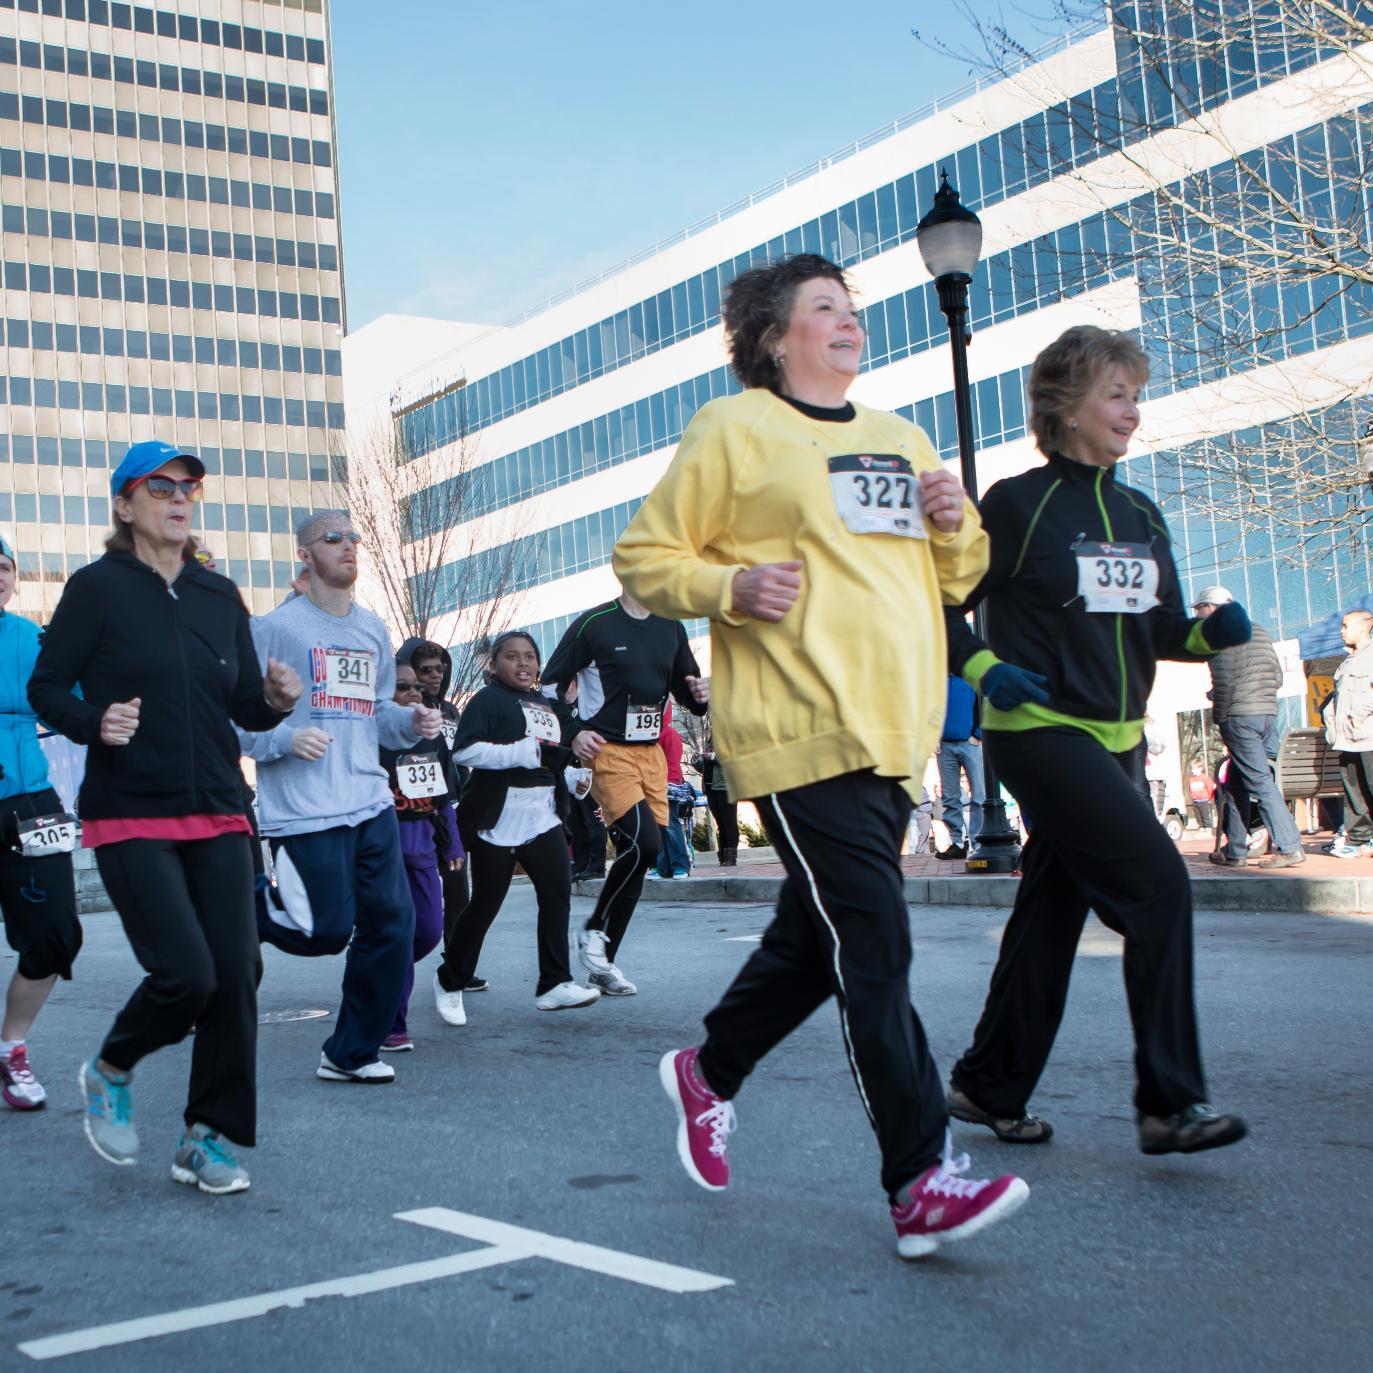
[
  {"xmin": 172, "ymin": 1123, "xmax": 251, "ymax": 1195},
  {"xmin": 78, "ymin": 1059, "xmax": 138, "ymax": 1166},
  {"xmin": 947, "ymin": 1083, "xmax": 1053, "ymax": 1143},
  {"xmin": 1139, "ymin": 1103, "xmax": 1247, "ymax": 1155},
  {"xmin": 589, "ymin": 967, "xmax": 638, "ymax": 997}
]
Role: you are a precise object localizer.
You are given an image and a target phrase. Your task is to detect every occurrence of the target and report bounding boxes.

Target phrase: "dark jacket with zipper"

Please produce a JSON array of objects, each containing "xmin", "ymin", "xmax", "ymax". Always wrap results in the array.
[
  {"xmin": 454, "ymin": 680, "xmax": 577, "ymax": 846},
  {"xmin": 945, "ymin": 453, "xmax": 1212, "ymax": 738},
  {"xmin": 27, "ymin": 551, "xmax": 285, "ymax": 819}
]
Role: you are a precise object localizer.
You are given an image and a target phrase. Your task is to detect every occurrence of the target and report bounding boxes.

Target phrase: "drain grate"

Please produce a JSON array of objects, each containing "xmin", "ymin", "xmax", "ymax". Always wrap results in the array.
[{"xmin": 258, "ymin": 1008, "xmax": 331, "ymax": 1025}]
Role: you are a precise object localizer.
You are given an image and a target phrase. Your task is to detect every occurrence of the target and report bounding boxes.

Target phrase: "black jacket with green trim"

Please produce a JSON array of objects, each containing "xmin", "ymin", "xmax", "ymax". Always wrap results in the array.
[{"xmin": 944, "ymin": 452, "xmax": 1212, "ymax": 735}]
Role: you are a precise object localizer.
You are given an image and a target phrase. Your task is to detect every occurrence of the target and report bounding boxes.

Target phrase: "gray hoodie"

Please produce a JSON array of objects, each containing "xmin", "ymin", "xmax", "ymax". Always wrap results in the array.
[
  {"xmin": 1325, "ymin": 639, "xmax": 1373, "ymax": 752},
  {"xmin": 239, "ymin": 594, "xmax": 418, "ymax": 836}
]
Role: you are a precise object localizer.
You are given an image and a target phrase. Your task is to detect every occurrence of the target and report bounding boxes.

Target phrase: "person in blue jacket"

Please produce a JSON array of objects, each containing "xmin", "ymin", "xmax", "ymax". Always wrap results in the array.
[{"xmin": 0, "ymin": 535, "xmax": 82, "ymax": 1111}]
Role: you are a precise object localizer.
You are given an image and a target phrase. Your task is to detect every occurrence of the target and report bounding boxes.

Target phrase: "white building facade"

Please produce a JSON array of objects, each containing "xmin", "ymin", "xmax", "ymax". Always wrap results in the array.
[
  {"xmin": 353, "ymin": 4, "xmax": 1371, "ymax": 736},
  {"xmin": 1, "ymin": 0, "xmax": 346, "ymax": 617}
]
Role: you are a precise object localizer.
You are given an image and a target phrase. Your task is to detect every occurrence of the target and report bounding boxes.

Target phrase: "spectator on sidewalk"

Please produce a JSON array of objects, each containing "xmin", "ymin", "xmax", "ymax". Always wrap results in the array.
[
  {"xmin": 652, "ymin": 704, "xmax": 693, "ymax": 879},
  {"xmin": 1194, "ymin": 585, "xmax": 1305, "ymax": 868},
  {"xmin": 692, "ymin": 735, "xmax": 739, "ymax": 867},
  {"xmin": 935, "ymin": 675, "xmax": 983, "ymax": 860},
  {"xmin": 1323, "ymin": 608, "xmax": 1373, "ymax": 858},
  {"xmin": 1186, "ymin": 759, "xmax": 1216, "ymax": 832}
]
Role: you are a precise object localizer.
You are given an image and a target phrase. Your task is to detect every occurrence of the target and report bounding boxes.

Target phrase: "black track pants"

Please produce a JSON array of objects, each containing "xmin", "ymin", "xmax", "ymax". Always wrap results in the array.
[
  {"xmin": 96, "ymin": 833, "xmax": 260, "ymax": 1145},
  {"xmin": 952, "ymin": 728, "xmax": 1207, "ymax": 1120},
  {"xmin": 440, "ymin": 826, "xmax": 573, "ymax": 996},
  {"xmin": 697, "ymin": 771, "xmax": 947, "ymax": 1201},
  {"xmin": 584, "ymin": 800, "xmax": 660, "ymax": 962}
]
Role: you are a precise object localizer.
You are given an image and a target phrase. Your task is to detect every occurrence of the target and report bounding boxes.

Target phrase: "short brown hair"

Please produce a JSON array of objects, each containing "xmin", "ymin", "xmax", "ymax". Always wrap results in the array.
[
  {"xmin": 722, "ymin": 253, "xmax": 852, "ymax": 391},
  {"xmin": 1027, "ymin": 325, "xmax": 1149, "ymax": 455}
]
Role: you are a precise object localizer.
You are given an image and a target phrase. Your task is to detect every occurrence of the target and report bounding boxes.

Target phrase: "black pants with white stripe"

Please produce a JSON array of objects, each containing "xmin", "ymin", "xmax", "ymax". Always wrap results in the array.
[{"xmin": 697, "ymin": 771, "xmax": 947, "ymax": 1200}]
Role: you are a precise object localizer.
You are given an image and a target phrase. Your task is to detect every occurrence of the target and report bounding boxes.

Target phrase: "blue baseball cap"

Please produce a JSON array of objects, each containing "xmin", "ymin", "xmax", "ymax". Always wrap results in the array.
[{"xmin": 110, "ymin": 440, "xmax": 205, "ymax": 498}]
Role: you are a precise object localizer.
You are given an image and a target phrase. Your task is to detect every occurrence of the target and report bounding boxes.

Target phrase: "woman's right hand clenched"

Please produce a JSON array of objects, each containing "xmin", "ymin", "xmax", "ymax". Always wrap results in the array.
[{"xmin": 100, "ymin": 698, "xmax": 141, "ymax": 746}]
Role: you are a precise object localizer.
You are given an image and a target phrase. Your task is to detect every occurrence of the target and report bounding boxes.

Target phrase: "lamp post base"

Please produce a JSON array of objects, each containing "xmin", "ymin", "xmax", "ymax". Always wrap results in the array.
[{"xmin": 964, "ymin": 801, "xmax": 1021, "ymax": 874}]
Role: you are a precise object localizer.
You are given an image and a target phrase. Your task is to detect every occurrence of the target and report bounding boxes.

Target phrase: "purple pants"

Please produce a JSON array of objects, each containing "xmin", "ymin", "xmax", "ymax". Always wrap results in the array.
[{"xmin": 391, "ymin": 857, "xmax": 444, "ymax": 1036}]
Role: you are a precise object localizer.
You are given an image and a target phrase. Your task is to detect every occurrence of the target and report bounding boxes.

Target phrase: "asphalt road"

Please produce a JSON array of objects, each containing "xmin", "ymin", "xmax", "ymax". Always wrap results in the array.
[{"xmin": 2, "ymin": 893, "xmax": 1369, "ymax": 1372}]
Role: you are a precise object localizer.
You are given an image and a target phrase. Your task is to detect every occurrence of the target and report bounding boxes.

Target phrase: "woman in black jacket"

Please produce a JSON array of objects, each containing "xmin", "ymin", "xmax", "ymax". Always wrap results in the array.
[
  {"xmin": 431, "ymin": 631, "xmax": 600, "ymax": 1027},
  {"xmin": 942, "ymin": 327, "xmax": 1250, "ymax": 1158},
  {"xmin": 28, "ymin": 440, "xmax": 301, "ymax": 1194}
]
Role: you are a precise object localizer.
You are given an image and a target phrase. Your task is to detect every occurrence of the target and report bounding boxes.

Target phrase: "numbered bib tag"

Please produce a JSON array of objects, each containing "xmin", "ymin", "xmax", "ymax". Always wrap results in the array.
[
  {"xmin": 521, "ymin": 700, "xmax": 561, "ymax": 743},
  {"xmin": 15, "ymin": 813, "xmax": 77, "ymax": 858},
  {"xmin": 396, "ymin": 754, "xmax": 446, "ymax": 800},
  {"xmin": 828, "ymin": 454, "xmax": 925, "ymax": 539},
  {"xmin": 323, "ymin": 648, "xmax": 375, "ymax": 701},
  {"xmin": 1075, "ymin": 542, "xmax": 1160, "ymax": 614},
  {"xmin": 625, "ymin": 704, "xmax": 663, "ymax": 742},
  {"xmin": 440, "ymin": 718, "xmax": 458, "ymax": 749}
]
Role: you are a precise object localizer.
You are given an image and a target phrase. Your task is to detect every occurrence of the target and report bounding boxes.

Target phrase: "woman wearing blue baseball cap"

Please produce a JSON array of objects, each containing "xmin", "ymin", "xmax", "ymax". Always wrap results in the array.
[
  {"xmin": 28, "ymin": 440, "xmax": 303, "ymax": 1195},
  {"xmin": 0, "ymin": 534, "xmax": 83, "ymax": 1114}
]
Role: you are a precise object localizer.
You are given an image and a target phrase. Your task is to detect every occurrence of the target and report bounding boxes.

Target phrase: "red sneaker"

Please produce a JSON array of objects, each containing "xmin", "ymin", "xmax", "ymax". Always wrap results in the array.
[
  {"xmin": 1, "ymin": 1044, "xmax": 46, "ymax": 1110},
  {"xmin": 659, "ymin": 1047, "xmax": 735, "ymax": 1192},
  {"xmin": 891, "ymin": 1134, "xmax": 1029, "ymax": 1259}
]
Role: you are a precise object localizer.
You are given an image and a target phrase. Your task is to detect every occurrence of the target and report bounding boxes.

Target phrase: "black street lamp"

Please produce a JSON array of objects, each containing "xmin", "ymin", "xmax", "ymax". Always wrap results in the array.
[{"xmin": 916, "ymin": 170, "xmax": 1021, "ymax": 874}]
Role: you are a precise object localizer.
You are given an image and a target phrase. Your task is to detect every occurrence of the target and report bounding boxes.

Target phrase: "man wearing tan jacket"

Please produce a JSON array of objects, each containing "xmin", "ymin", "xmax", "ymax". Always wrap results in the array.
[{"xmin": 1325, "ymin": 608, "xmax": 1373, "ymax": 858}]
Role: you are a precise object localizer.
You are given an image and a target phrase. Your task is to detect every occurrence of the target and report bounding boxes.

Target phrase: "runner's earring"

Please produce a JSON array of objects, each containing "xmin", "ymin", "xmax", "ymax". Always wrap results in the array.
[{"xmin": 1068, "ymin": 419, "xmax": 1078, "ymax": 429}]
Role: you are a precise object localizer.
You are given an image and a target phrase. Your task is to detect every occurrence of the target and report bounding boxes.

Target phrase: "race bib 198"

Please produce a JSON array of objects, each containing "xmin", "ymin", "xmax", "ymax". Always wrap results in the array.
[
  {"xmin": 15, "ymin": 813, "xmax": 77, "ymax": 858},
  {"xmin": 625, "ymin": 704, "xmax": 663, "ymax": 741},
  {"xmin": 1075, "ymin": 542, "xmax": 1160, "ymax": 614},
  {"xmin": 521, "ymin": 700, "xmax": 561, "ymax": 743},
  {"xmin": 395, "ymin": 754, "xmax": 446, "ymax": 799},
  {"xmin": 323, "ymin": 648, "xmax": 375, "ymax": 700},
  {"xmin": 828, "ymin": 454, "xmax": 925, "ymax": 539}
]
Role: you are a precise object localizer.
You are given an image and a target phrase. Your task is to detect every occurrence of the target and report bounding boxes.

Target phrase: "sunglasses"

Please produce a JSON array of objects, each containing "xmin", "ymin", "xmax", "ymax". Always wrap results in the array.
[
  {"xmin": 308, "ymin": 530, "xmax": 362, "ymax": 546},
  {"xmin": 394, "ymin": 680, "xmax": 422, "ymax": 694},
  {"xmin": 128, "ymin": 475, "xmax": 203, "ymax": 500}
]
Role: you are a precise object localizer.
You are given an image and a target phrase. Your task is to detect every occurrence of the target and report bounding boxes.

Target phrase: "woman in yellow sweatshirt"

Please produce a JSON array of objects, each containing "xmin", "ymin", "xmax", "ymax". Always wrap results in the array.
[{"xmin": 613, "ymin": 252, "xmax": 1030, "ymax": 1261}]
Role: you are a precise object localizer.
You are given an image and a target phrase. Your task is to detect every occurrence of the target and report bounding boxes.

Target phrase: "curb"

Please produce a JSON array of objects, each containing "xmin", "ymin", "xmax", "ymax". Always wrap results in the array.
[{"xmin": 576, "ymin": 872, "xmax": 1373, "ymax": 916}]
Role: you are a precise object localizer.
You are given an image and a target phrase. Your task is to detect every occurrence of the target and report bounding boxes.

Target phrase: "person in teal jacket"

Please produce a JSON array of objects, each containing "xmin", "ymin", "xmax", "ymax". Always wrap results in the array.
[{"xmin": 0, "ymin": 536, "xmax": 82, "ymax": 1112}]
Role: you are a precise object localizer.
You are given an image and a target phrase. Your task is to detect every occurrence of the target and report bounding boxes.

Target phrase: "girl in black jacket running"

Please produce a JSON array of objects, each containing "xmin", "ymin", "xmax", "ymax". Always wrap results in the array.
[{"xmin": 942, "ymin": 327, "xmax": 1249, "ymax": 1158}]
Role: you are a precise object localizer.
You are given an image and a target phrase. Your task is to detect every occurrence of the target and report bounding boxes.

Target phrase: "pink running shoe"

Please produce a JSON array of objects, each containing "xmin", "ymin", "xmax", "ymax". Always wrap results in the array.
[
  {"xmin": 891, "ymin": 1132, "xmax": 1029, "ymax": 1259},
  {"xmin": 1, "ymin": 1044, "xmax": 47, "ymax": 1110},
  {"xmin": 659, "ymin": 1047, "xmax": 735, "ymax": 1192}
]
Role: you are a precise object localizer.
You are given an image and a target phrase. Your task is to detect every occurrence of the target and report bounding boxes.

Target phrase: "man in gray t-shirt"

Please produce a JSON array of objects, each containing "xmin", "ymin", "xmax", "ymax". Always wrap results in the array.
[{"xmin": 239, "ymin": 511, "xmax": 441, "ymax": 1083}]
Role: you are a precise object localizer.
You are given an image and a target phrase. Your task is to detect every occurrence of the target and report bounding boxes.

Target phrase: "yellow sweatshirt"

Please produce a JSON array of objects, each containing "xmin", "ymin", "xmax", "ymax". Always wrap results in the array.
[{"xmin": 613, "ymin": 390, "xmax": 989, "ymax": 803}]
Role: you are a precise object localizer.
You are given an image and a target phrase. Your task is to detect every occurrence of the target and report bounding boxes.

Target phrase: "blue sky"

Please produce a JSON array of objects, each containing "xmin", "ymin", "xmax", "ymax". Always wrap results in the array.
[{"xmin": 330, "ymin": 1, "xmax": 1053, "ymax": 331}]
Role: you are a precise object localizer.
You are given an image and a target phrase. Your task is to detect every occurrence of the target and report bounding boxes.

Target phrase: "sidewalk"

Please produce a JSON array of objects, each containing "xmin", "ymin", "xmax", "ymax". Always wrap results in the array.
[{"xmin": 578, "ymin": 832, "xmax": 1373, "ymax": 915}]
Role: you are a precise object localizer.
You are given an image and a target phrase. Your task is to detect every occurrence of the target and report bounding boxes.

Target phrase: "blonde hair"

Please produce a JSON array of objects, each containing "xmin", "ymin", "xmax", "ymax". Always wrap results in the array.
[{"xmin": 1027, "ymin": 326, "xmax": 1149, "ymax": 456}]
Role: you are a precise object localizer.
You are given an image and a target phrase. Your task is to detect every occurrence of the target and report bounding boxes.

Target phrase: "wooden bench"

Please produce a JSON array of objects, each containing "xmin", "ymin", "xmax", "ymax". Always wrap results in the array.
[{"xmin": 1276, "ymin": 728, "xmax": 1344, "ymax": 802}]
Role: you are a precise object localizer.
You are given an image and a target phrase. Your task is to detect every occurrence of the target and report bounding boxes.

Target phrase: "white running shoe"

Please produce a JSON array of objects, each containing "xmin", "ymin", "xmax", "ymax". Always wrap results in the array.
[
  {"xmin": 316, "ymin": 1053, "xmax": 395, "ymax": 1083},
  {"xmin": 577, "ymin": 928, "xmax": 613, "ymax": 976},
  {"xmin": 534, "ymin": 981, "xmax": 602, "ymax": 1011},
  {"xmin": 589, "ymin": 967, "xmax": 637, "ymax": 996},
  {"xmin": 432, "ymin": 971, "xmax": 467, "ymax": 1026}
]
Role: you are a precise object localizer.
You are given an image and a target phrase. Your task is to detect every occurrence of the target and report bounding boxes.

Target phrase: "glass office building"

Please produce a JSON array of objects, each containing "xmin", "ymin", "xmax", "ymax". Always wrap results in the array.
[
  {"xmin": 363, "ymin": 2, "xmax": 1370, "ymax": 686},
  {"xmin": 0, "ymin": 0, "xmax": 345, "ymax": 617}
]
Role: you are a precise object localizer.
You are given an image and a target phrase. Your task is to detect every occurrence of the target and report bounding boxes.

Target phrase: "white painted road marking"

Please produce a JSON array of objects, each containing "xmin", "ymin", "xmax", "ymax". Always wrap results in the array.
[
  {"xmin": 17, "ymin": 1210, "xmax": 732, "ymax": 1362},
  {"xmin": 398, "ymin": 1207, "xmax": 733, "ymax": 1294},
  {"xmin": 724, "ymin": 935, "xmax": 762, "ymax": 942}
]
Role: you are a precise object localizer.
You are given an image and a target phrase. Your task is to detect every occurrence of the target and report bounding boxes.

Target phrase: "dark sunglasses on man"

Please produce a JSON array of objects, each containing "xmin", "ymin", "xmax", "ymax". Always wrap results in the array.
[
  {"xmin": 126, "ymin": 474, "xmax": 203, "ymax": 500},
  {"xmin": 308, "ymin": 530, "xmax": 362, "ymax": 546}
]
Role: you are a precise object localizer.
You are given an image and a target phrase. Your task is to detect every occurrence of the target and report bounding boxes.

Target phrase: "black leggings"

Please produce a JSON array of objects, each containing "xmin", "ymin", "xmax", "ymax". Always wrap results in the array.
[
  {"xmin": 952, "ymin": 728, "xmax": 1206, "ymax": 1120},
  {"xmin": 95, "ymin": 833, "xmax": 260, "ymax": 1145},
  {"xmin": 707, "ymin": 790, "xmax": 739, "ymax": 853},
  {"xmin": 584, "ymin": 800, "xmax": 660, "ymax": 962},
  {"xmin": 440, "ymin": 825, "xmax": 573, "ymax": 996},
  {"xmin": 0, "ymin": 789, "xmax": 81, "ymax": 981}
]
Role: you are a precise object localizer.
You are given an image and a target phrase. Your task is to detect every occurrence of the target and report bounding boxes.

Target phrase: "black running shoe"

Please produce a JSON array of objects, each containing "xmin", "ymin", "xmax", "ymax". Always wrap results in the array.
[
  {"xmin": 947, "ymin": 1083, "xmax": 1053, "ymax": 1143},
  {"xmin": 1138, "ymin": 1103, "xmax": 1247, "ymax": 1155},
  {"xmin": 936, "ymin": 844, "xmax": 967, "ymax": 861}
]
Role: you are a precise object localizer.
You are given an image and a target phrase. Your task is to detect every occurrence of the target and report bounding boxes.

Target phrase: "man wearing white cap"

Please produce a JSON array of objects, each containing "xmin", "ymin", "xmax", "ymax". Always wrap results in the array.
[{"xmin": 1193, "ymin": 585, "xmax": 1305, "ymax": 867}]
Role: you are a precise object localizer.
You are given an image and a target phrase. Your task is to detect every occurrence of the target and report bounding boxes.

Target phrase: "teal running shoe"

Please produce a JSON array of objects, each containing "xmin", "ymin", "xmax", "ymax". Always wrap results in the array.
[
  {"xmin": 78, "ymin": 1058, "xmax": 138, "ymax": 1166},
  {"xmin": 171, "ymin": 1123, "xmax": 251, "ymax": 1195}
]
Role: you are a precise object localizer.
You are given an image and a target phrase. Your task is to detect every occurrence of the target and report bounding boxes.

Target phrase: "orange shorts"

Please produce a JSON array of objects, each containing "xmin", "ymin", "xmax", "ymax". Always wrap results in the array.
[{"xmin": 590, "ymin": 741, "xmax": 668, "ymax": 827}]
